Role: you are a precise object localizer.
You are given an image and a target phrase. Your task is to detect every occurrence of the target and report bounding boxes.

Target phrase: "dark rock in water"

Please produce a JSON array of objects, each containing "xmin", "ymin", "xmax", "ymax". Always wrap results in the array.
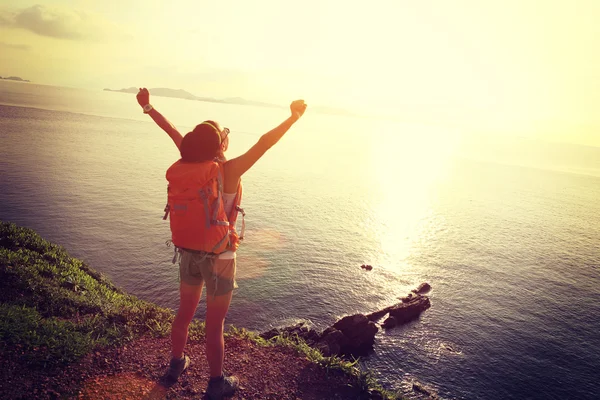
[
  {"xmin": 260, "ymin": 315, "xmax": 378, "ymax": 358},
  {"xmin": 362, "ymin": 285, "xmax": 434, "ymax": 331},
  {"xmin": 360, "ymin": 264, "xmax": 373, "ymax": 270},
  {"xmin": 412, "ymin": 282, "xmax": 431, "ymax": 294},
  {"xmin": 332, "ymin": 314, "xmax": 368, "ymax": 332},
  {"xmin": 260, "ymin": 283, "xmax": 433, "ymax": 357},
  {"xmin": 382, "ymin": 316, "xmax": 397, "ymax": 329},
  {"xmin": 331, "ymin": 314, "xmax": 378, "ymax": 356},
  {"xmin": 366, "ymin": 306, "xmax": 393, "ymax": 322},
  {"xmin": 388, "ymin": 294, "xmax": 431, "ymax": 324}
]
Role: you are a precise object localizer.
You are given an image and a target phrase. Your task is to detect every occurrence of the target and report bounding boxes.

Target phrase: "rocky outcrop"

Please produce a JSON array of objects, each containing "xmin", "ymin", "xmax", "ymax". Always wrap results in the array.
[
  {"xmin": 389, "ymin": 294, "xmax": 430, "ymax": 322},
  {"xmin": 381, "ymin": 294, "xmax": 431, "ymax": 328},
  {"xmin": 367, "ymin": 283, "xmax": 432, "ymax": 326},
  {"xmin": 329, "ymin": 314, "xmax": 379, "ymax": 356},
  {"xmin": 371, "ymin": 293, "xmax": 431, "ymax": 329},
  {"xmin": 261, "ymin": 283, "xmax": 432, "ymax": 358},
  {"xmin": 259, "ymin": 315, "xmax": 378, "ymax": 357}
]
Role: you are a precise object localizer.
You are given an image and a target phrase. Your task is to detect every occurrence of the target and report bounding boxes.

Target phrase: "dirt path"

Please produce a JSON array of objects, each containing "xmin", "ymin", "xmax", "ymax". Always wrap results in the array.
[{"xmin": 2, "ymin": 335, "xmax": 374, "ymax": 399}]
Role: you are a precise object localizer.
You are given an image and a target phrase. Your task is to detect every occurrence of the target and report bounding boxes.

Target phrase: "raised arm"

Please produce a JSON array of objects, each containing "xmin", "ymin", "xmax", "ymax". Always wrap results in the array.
[
  {"xmin": 224, "ymin": 100, "xmax": 307, "ymax": 179},
  {"xmin": 136, "ymin": 88, "xmax": 183, "ymax": 150}
]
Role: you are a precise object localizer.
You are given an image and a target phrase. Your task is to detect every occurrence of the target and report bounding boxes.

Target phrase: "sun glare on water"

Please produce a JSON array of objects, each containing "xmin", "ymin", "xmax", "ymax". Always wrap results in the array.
[{"xmin": 366, "ymin": 123, "xmax": 457, "ymax": 270}]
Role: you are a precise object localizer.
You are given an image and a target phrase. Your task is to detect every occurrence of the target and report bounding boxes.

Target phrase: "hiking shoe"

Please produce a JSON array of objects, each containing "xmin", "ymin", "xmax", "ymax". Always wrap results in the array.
[
  {"xmin": 166, "ymin": 354, "xmax": 190, "ymax": 380},
  {"xmin": 206, "ymin": 374, "xmax": 239, "ymax": 399}
]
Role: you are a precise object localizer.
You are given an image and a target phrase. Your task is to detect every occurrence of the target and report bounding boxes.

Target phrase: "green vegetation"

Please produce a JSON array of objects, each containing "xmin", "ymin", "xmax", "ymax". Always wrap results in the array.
[
  {"xmin": 0, "ymin": 220, "xmax": 400, "ymax": 398},
  {"xmin": 0, "ymin": 221, "xmax": 173, "ymax": 369}
]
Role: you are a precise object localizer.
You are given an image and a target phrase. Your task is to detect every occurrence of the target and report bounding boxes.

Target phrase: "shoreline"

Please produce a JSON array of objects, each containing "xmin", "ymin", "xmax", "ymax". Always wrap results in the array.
[{"xmin": 0, "ymin": 220, "xmax": 402, "ymax": 399}]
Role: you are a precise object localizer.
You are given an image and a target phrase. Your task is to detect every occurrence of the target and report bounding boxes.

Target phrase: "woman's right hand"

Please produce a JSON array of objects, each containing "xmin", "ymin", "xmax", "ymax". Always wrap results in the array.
[
  {"xmin": 136, "ymin": 88, "xmax": 150, "ymax": 108},
  {"xmin": 290, "ymin": 100, "xmax": 307, "ymax": 121}
]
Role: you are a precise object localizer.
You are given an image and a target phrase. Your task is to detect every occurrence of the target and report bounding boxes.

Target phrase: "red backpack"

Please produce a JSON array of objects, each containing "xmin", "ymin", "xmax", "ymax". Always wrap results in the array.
[{"xmin": 163, "ymin": 159, "xmax": 244, "ymax": 253}]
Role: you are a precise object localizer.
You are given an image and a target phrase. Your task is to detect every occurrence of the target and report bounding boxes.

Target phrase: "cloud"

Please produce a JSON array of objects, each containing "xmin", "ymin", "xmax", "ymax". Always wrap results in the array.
[
  {"xmin": 0, "ymin": 41, "xmax": 31, "ymax": 50},
  {"xmin": 0, "ymin": 4, "xmax": 125, "ymax": 41}
]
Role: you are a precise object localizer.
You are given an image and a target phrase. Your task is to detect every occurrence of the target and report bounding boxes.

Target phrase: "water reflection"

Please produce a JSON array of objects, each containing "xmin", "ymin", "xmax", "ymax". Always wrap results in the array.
[{"xmin": 367, "ymin": 123, "xmax": 454, "ymax": 274}]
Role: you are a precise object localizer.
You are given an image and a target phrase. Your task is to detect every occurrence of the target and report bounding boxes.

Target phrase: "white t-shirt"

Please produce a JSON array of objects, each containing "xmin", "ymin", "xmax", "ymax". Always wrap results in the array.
[{"xmin": 222, "ymin": 192, "xmax": 237, "ymax": 216}]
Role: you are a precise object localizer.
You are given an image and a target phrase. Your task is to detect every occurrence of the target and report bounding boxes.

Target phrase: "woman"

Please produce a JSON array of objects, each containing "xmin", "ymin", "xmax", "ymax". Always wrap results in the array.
[{"xmin": 136, "ymin": 88, "xmax": 306, "ymax": 399}]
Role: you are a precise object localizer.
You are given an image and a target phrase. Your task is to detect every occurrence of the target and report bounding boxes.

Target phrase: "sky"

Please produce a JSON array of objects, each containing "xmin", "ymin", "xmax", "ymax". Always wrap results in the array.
[{"xmin": 0, "ymin": 0, "xmax": 599, "ymax": 146}]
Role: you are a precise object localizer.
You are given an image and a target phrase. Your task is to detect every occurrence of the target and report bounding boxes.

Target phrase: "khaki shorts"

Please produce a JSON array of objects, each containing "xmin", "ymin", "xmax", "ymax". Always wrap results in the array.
[{"xmin": 178, "ymin": 249, "xmax": 238, "ymax": 297}]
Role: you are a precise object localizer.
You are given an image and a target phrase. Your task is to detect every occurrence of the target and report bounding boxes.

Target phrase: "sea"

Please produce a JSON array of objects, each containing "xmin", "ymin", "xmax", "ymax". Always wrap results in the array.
[{"xmin": 1, "ymin": 80, "xmax": 599, "ymax": 400}]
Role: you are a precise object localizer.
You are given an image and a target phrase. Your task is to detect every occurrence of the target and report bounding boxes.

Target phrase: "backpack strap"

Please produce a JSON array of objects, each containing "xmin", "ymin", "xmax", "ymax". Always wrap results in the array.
[
  {"xmin": 198, "ymin": 188, "xmax": 211, "ymax": 229},
  {"xmin": 212, "ymin": 164, "xmax": 229, "ymax": 226},
  {"xmin": 212, "ymin": 167, "xmax": 222, "ymax": 223},
  {"xmin": 211, "ymin": 231, "xmax": 230, "ymax": 253},
  {"xmin": 163, "ymin": 185, "xmax": 171, "ymax": 220}
]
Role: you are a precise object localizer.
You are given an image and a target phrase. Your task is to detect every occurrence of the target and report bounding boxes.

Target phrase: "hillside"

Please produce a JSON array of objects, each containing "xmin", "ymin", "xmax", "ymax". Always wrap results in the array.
[{"xmin": 0, "ymin": 221, "xmax": 398, "ymax": 399}]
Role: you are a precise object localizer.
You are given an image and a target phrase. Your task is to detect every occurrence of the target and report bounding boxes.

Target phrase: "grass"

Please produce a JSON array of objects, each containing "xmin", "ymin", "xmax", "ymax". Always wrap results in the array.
[
  {"xmin": 0, "ymin": 220, "xmax": 402, "ymax": 398},
  {"xmin": 0, "ymin": 221, "xmax": 173, "ymax": 370}
]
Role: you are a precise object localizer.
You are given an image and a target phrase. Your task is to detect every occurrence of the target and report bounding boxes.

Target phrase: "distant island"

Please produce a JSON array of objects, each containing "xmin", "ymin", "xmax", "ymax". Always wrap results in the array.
[
  {"xmin": 104, "ymin": 87, "xmax": 281, "ymax": 109},
  {"xmin": 104, "ymin": 86, "xmax": 355, "ymax": 116},
  {"xmin": 0, "ymin": 76, "xmax": 30, "ymax": 82}
]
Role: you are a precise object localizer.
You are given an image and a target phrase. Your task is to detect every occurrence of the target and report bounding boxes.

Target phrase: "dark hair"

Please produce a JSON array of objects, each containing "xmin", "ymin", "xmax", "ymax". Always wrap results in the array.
[{"xmin": 180, "ymin": 121, "xmax": 221, "ymax": 162}]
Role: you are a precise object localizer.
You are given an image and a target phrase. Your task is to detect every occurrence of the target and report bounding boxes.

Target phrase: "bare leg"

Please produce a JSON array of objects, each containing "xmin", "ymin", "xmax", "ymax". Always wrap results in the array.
[
  {"xmin": 205, "ymin": 291, "xmax": 233, "ymax": 377},
  {"xmin": 171, "ymin": 281, "xmax": 203, "ymax": 359}
]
